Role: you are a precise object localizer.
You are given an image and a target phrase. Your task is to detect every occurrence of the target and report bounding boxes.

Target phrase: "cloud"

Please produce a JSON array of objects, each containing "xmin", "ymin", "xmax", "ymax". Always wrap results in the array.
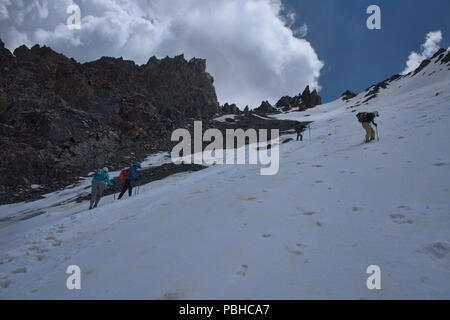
[
  {"xmin": 294, "ymin": 23, "xmax": 308, "ymax": 38},
  {"xmin": 0, "ymin": 0, "xmax": 323, "ymax": 109},
  {"xmin": 401, "ymin": 31, "xmax": 443, "ymax": 75}
]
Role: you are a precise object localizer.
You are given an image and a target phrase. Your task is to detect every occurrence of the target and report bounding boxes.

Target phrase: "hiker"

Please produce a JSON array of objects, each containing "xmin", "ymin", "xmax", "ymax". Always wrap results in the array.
[
  {"xmin": 90, "ymin": 167, "xmax": 114, "ymax": 210},
  {"xmin": 356, "ymin": 111, "xmax": 379, "ymax": 143},
  {"xmin": 295, "ymin": 125, "xmax": 303, "ymax": 141},
  {"xmin": 117, "ymin": 162, "xmax": 142, "ymax": 200}
]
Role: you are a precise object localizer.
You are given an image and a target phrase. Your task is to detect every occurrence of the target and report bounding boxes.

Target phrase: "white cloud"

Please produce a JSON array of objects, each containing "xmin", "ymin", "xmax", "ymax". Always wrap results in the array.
[
  {"xmin": 294, "ymin": 23, "xmax": 308, "ymax": 38},
  {"xmin": 402, "ymin": 31, "xmax": 443, "ymax": 75},
  {"xmin": 0, "ymin": 0, "xmax": 12, "ymax": 21},
  {"xmin": 0, "ymin": 0, "xmax": 323, "ymax": 108}
]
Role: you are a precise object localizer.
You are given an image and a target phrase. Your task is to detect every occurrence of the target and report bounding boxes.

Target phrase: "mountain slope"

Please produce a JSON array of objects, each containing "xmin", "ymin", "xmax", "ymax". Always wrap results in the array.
[{"xmin": 0, "ymin": 50, "xmax": 449, "ymax": 299}]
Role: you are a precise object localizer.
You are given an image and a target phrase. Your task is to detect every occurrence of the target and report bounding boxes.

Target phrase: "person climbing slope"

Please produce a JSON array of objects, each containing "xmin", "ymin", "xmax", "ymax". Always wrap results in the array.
[
  {"xmin": 356, "ymin": 111, "xmax": 379, "ymax": 143},
  {"xmin": 90, "ymin": 167, "xmax": 114, "ymax": 210},
  {"xmin": 117, "ymin": 162, "xmax": 142, "ymax": 200},
  {"xmin": 294, "ymin": 124, "xmax": 303, "ymax": 141}
]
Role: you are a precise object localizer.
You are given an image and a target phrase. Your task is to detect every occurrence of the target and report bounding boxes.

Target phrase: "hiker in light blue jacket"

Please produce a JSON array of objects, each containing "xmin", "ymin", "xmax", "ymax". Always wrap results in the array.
[{"xmin": 90, "ymin": 167, "xmax": 114, "ymax": 210}]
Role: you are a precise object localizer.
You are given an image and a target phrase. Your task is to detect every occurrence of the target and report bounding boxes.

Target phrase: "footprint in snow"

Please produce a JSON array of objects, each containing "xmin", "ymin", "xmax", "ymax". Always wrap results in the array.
[
  {"xmin": 31, "ymin": 255, "xmax": 44, "ymax": 262},
  {"xmin": 240, "ymin": 196, "xmax": 257, "ymax": 201},
  {"xmin": 390, "ymin": 214, "xmax": 413, "ymax": 225},
  {"xmin": 236, "ymin": 264, "xmax": 248, "ymax": 276},
  {"xmin": 262, "ymin": 233, "xmax": 272, "ymax": 238},
  {"xmin": 0, "ymin": 279, "xmax": 11, "ymax": 289},
  {"xmin": 11, "ymin": 267, "xmax": 27, "ymax": 274},
  {"xmin": 52, "ymin": 240, "xmax": 62, "ymax": 247},
  {"xmin": 237, "ymin": 223, "xmax": 248, "ymax": 232},
  {"xmin": 0, "ymin": 255, "xmax": 14, "ymax": 265},
  {"xmin": 286, "ymin": 246, "xmax": 302, "ymax": 256},
  {"xmin": 434, "ymin": 162, "xmax": 449, "ymax": 167},
  {"xmin": 158, "ymin": 289, "xmax": 184, "ymax": 300},
  {"xmin": 423, "ymin": 242, "xmax": 450, "ymax": 260}
]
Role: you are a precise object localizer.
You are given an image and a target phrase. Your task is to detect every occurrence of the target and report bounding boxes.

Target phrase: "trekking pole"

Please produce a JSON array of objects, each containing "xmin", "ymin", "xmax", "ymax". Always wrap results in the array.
[
  {"xmin": 309, "ymin": 125, "xmax": 311, "ymax": 140},
  {"xmin": 376, "ymin": 126, "xmax": 379, "ymax": 141}
]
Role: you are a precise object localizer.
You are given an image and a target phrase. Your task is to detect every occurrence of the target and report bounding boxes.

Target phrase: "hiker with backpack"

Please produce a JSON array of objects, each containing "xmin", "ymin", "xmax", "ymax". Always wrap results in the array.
[
  {"xmin": 295, "ymin": 125, "xmax": 303, "ymax": 141},
  {"xmin": 356, "ymin": 111, "xmax": 379, "ymax": 143},
  {"xmin": 117, "ymin": 162, "xmax": 142, "ymax": 200},
  {"xmin": 90, "ymin": 167, "xmax": 114, "ymax": 210}
]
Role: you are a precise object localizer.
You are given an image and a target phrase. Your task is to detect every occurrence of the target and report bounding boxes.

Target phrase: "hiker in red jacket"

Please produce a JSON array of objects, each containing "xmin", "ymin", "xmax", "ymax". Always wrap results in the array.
[{"xmin": 117, "ymin": 162, "xmax": 142, "ymax": 199}]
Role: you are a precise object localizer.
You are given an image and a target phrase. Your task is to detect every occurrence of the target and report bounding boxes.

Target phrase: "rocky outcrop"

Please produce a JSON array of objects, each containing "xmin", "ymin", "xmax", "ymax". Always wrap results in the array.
[
  {"xmin": 275, "ymin": 95, "xmax": 301, "ymax": 112},
  {"xmin": 300, "ymin": 86, "xmax": 321, "ymax": 111},
  {"xmin": 221, "ymin": 103, "xmax": 241, "ymax": 114},
  {"xmin": 341, "ymin": 90, "xmax": 357, "ymax": 101},
  {"xmin": 0, "ymin": 40, "xmax": 220, "ymax": 203},
  {"xmin": 275, "ymin": 85, "xmax": 322, "ymax": 112},
  {"xmin": 253, "ymin": 100, "xmax": 277, "ymax": 114}
]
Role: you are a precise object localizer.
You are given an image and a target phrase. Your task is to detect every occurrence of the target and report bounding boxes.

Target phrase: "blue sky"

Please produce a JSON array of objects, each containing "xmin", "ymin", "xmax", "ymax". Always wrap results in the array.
[{"xmin": 285, "ymin": 0, "xmax": 450, "ymax": 102}]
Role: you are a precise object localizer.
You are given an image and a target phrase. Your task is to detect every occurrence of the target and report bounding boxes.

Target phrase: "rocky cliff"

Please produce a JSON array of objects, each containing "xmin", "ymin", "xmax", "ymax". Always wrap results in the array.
[
  {"xmin": 275, "ymin": 85, "xmax": 321, "ymax": 112},
  {"xmin": 0, "ymin": 40, "xmax": 219, "ymax": 203}
]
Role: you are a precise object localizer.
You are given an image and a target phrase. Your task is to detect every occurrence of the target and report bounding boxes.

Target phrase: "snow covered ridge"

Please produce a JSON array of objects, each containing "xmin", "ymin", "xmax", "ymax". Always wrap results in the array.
[
  {"xmin": 0, "ymin": 49, "xmax": 449, "ymax": 299},
  {"xmin": 345, "ymin": 48, "xmax": 450, "ymax": 107}
]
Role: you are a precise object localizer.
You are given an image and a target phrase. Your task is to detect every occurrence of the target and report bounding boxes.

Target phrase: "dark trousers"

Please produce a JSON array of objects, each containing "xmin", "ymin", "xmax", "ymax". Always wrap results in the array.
[
  {"xmin": 296, "ymin": 132, "xmax": 303, "ymax": 141},
  {"xmin": 118, "ymin": 179, "xmax": 133, "ymax": 199}
]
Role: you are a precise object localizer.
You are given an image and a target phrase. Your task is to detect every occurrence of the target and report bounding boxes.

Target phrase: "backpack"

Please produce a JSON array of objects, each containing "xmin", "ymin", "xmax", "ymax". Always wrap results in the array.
[
  {"xmin": 357, "ymin": 112, "xmax": 373, "ymax": 123},
  {"xmin": 119, "ymin": 168, "xmax": 129, "ymax": 183},
  {"xmin": 93, "ymin": 169, "xmax": 105, "ymax": 180}
]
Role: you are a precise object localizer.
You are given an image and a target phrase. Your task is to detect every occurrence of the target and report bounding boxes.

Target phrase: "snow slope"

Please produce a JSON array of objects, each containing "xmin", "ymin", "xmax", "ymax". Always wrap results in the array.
[{"xmin": 0, "ymin": 53, "xmax": 449, "ymax": 299}]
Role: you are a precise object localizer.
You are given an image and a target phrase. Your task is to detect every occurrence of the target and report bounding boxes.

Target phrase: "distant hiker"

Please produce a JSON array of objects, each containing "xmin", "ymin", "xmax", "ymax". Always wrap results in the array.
[
  {"xmin": 295, "ymin": 125, "xmax": 303, "ymax": 141},
  {"xmin": 90, "ymin": 167, "xmax": 114, "ymax": 210},
  {"xmin": 356, "ymin": 111, "xmax": 379, "ymax": 143},
  {"xmin": 117, "ymin": 162, "xmax": 142, "ymax": 200}
]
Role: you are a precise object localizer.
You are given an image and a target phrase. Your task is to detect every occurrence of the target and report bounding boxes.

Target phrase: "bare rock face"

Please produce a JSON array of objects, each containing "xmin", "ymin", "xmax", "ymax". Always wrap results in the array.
[
  {"xmin": 221, "ymin": 103, "xmax": 241, "ymax": 114},
  {"xmin": 341, "ymin": 90, "xmax": 357, "ymax": 101},
  {"xmin": 299, "ymin": 86, "xmax": 321, "ymax": 111},
  {"xmin": 254, "ymin": 100, "xmax": 277, "ymax": 114},
  {"xmin": 275, "ymin": 95, "xmax": 301, "ymax": 112},
  {"xmin": 275, "ymin": 85, "xmax": 322, "ymax": 112},
  {"xmin": 0, "ymin": 41, "xmax": 220, "ymax": 203}
]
